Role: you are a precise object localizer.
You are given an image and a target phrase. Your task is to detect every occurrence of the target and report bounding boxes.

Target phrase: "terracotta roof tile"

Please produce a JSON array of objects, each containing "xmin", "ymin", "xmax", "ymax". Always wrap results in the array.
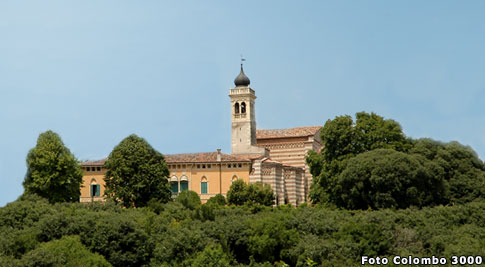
[
  {"xmin": 165, "ymin": 152, "xmax": 259, "ymax": 163},
  {"xmin": 261, "ymin": 158, "xmax": 303, "ymax": 170},
  {"xmin": 81, "ymin": 152, "xmax": 264, "ymax": 166},
  {"xmin": 256, "ymin": 126, "xmax": 322, "ymax": 139},
  {"xmin": 81, "ymin": 159, "xmax": 106, "ymax": 166}
]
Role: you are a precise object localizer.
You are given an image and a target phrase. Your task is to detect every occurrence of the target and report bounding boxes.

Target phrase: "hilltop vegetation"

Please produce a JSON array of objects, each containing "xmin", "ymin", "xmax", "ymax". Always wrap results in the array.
[
  {"xmin": 0, "ymin": 195, "xmax": 484, "ymax": 266},
  {"xmin": 307, "ymin": 112, "xmax": 485, "ymax": 209},
  {"xmin": 104, "ymin": 134, "xmax": 171, "ymax": 208},
  {"xmin": 23, "ymin": 131, "xmax": 83, "ymax": 203},
  {"xmin": 3, "ymin": 112, "xmax": 484, "ymax": 266}
]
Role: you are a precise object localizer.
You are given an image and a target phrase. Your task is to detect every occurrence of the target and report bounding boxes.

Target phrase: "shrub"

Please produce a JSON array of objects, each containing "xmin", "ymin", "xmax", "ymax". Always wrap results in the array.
[
  {"xmin": 176, "ymin": 190, "xmax": 201, "ymax": 210},
  {"xmin": 20, "ymin": 235, "xmax": 110, "ymax": 267}
]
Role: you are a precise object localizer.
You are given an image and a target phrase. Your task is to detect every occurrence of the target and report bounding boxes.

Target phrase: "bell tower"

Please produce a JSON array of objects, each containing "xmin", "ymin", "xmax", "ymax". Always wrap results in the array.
[{"xmin": 229, "ymin": 64, "xmax": 265, "ymax": 155}]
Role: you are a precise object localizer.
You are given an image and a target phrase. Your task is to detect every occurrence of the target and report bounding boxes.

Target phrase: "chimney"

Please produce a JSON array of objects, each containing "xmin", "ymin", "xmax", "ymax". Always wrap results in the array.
[{"xmin": 216, "ymin": 149, "xmax": 222, "ymax": 162}]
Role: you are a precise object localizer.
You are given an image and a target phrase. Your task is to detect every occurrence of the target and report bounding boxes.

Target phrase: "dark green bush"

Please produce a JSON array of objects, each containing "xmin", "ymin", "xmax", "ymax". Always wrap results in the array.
[
  {"xmin": 1, "ymin": 197, "xmax": 485, "ymax": 266},
  {"xmin": 176, "ymin": 190, "xmax": 202, "ymax": 210}
]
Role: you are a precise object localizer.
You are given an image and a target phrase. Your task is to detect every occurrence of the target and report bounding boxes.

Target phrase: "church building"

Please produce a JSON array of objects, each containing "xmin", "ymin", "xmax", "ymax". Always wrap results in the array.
[{"xmin": 80, "ymin": 65, "xmax": 321, "ymax": 205}]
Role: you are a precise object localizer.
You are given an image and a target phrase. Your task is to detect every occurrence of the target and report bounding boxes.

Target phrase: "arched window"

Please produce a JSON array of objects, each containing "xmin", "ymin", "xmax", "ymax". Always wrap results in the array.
[
  {"xmin": 170, "ymin": 176, "xmax": 178, "ymax": 193},
  {"xmin": 180, "ymin": 175, "xmax": 189, "ymax": 191},
  {"xmin": 241, "ymin": 102, "xmax": 246, "ymax": 114},
  {"xmin": 201, "ymin": 177, "xmax": 208, "ymax": 194},
  {"xmin": 90, "ymin": 178, "xmax": 100, "ymax": 197},
  {"xmin": 231, "ymin": 175, "xmax": 238, "ymax": 184},
  {"xmin": 234, "ymin": 102, "xmax": 240, "ymax": 114}
]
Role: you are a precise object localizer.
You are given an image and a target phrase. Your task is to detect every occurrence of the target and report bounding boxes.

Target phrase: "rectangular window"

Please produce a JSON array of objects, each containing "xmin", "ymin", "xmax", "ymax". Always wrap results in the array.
[
  {"xmin": 97, "ymin": 167, "xmax": 101, "ymax": 171},
  {"xmin": 228, "ymin": 164, "xmax": 231, "ymax": 168},
  {"xmin": 197, "ymin": 165, "xmax": 200, "ymax": 169},
  {"xmin": 202, "ymin": 164, "xmax": 206, "ymax": 169},
  {"xmin": 201, "ymin": 182, "xmax": 208, "ymax": 194},
  {"xmin": 180, "ymin": 181, "xmax": 188, "ymax": 191},
  {"xmin": 238, "ymin": 164, "xmax": 242, "ymax": 168},
  {"xmin": 91, "ymin": 185, "xmax": 100, "ymax": 197},
  {"xmin": 170, "ymin": 182, "xmax": 179, "ymax": 193}
]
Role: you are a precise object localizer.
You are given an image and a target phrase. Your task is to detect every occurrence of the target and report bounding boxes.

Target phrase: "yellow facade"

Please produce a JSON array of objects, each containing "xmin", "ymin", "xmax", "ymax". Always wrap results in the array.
[
  {"xmin": 80, "ymin": 165, "xmax": 107, "ymax": 203},
  {"xmin": 80, "ymin": 158, "xmax": 252, "ymax": 203},
  {"xmin": 167, "ymin": 162, "xmax": 250, "ymax": 202}
]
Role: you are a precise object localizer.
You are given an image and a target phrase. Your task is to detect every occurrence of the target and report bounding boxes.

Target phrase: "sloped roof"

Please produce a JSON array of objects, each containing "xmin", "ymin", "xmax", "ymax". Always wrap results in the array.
[
  {"xmin": 80, "ymin": 152, "xmax": 262, "ymax": 166},
  {"xmin": 165, "ymin": 152, "xmax": 261, "ymax": 163},
  {"xmin": 81, "ymin": 159, "xmax": 106, "ymax": 166},
  {"xmin": 260, "ymin": 158, "xmax": 302, "ymax": 170},
  {"xmin": 256, "ymin": 126, "xmax": 321, "ymax": 139}
]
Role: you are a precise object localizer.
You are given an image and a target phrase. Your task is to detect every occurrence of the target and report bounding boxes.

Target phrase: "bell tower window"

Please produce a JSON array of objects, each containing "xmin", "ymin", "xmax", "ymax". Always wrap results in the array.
[
  {"xmin": 235, "ymin": 102, "xmax": 240, "ymax": 114},
  {"xmin": 241, "ymin": 102, "xmax": 246, "ymax": 114}
]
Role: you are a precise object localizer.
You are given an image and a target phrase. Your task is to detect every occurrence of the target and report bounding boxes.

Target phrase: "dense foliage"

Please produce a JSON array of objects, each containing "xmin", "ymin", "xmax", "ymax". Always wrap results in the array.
[
  {"xmin": 176, "ymin": 190, "xmax": 202, "ymax": 210},
  {"xmin": 308, "ymin": 112, "xmax": 485, "ymax": 209},
  {"xmin": 104, "ymin": 134, "xmax": 170, "ymax": 207},
  {"xmin": 1, "ymin": 196, "xmax": 484, "ymax": 266},
  {"xmin": 23, "ymin": 130, "xmax": 83, "ymax": 203},
  {"xmin": 227, "ymin": 180, "xmax": 274, "ymax": 206},
  {"xmin": 9, "ymin": 113, "xmax": 485, "ymax": 266}
]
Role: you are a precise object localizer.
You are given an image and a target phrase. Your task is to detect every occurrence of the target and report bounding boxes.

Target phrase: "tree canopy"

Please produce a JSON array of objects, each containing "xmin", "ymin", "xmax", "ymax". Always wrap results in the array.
[
  {"xmin": 23, "ymin": 130, "xmax": 83, "ymax": 203},
  {"xmin": 227, "ymin": 180, "xmax": 274, "ymax": 206},
  {"xmin": 104, "ymin": 134, "xmax": 170, "ymax": 207},
  {"xmin": 308, "ymin": 112, "xmax": 485, "ymax": 209},
  {"xmin": 176, "ymin": 190, "xmax": 201, "ymax": 210},
  {"xmin": 335, "ymin": 149, "xmax": 447, "ymax": 209},
  {"xmin": 2, "ymin": 196, "xmax": 485, "ymax": 266},
  {"xmin": 20, "ymin": 235, "xmax": 111, "ymax": 267}
]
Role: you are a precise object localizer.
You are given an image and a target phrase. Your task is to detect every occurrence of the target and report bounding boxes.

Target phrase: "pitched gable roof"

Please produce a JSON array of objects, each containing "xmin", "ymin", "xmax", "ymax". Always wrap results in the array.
[
  {"xmin": 165, "ymin": 152, "xmax": 261, "ymax": 163},
  {"xmin": 256, "ymin": 126, "xmax": 321, "ymax": 139},
  {"xmin": 80, "ymin": 151, "xmax": 263, "ymax": 167},
  {"xmin": 81, "ymin": 159, "xmax": 106, "ymax": 166}
]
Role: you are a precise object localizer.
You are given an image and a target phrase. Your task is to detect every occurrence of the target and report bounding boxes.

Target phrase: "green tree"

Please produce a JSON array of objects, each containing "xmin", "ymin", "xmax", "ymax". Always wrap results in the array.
[
  {"xmin": 81, "ymin": 213, "xmax": 151, "ymax": 267},
  {"xmin": 308, "ymin": 112, "xmax": 485, "ymax": 208},
  {"xmin": 247, "ymin": 214, "xmax": 299, "ymax": 263},
  {"xmin": 198, "ymin": 194, "xmax": 227, "ymax": 221},
  {"xmin": 206, "ymin": 194, "xmax": 227, "ymax": 206},
  {"xmin": 335, "ymin": 149, "xmax": 447, "ymax": 209},
  {"xmin": 246, "ymin": 182, "xmax": 275, "ymax": 206},
  {"xmin": 20, "ymin": 235, "xmax": 111, "ymax": 267},
  {"xmin": 104, "ymin": 134, "xmax": 170, "ymax": 208},
  {"xmin": 308, "ymin": 112, "xmax": 412, "ymax": 205},
  {"xmin": 410, "ymin": 139, "xmax": 485, "ymax": 204},
  {"xmin": 176, "ymin": 190, "xmax": 201, "ymax": 210},
  {"xmin": 23, "ymin": 131, "xmax": 83, "ymax": 203},
  {"xmin": 227, "ymin": 179, "xmax": 248, "ymax": 205},
  {"xmin": 189, "ymin": 244, "xmax": 231, "ymax": 267},
  {"xmin": 227, "ymin": 180, "xmax": 274, "ymax": 206}
]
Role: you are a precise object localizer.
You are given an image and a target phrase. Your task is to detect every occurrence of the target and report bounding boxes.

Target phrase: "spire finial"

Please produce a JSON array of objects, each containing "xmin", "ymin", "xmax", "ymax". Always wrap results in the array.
[{"xmin": 234, "ymin": 57, "xmax": 250, "ymax": 87}]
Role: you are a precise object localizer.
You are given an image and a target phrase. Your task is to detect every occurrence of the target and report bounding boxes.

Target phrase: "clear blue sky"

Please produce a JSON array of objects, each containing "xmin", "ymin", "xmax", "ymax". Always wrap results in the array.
[{"xmin": 1, "ymin": 1, "xmax": 485, "ymax": 206}]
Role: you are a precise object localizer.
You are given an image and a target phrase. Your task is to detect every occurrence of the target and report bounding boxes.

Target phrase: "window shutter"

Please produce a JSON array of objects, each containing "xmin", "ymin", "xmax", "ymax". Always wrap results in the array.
[
  {"xmin": 180, "ymin": 181, "xmax": 188, "ymax": 191},
  {"xmin": 171, "ymin": 182, "xmax": 179, "ymax": 193},
  {"xmin": 201, "ymin": 182, "xmax": 208, "ymax": 194},
  {"xmin": 96, "ymin": 185, "xmax": 100, "ymax": 196}
]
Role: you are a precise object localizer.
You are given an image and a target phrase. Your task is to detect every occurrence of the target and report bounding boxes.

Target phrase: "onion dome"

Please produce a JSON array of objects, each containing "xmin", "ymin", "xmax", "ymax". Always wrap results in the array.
[{"xmin": 234, "ymin": 64, "xmax": 250, "ymax": 87}]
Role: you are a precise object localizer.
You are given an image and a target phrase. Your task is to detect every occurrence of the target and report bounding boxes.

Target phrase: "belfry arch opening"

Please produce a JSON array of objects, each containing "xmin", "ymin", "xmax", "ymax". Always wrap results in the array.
[
  {"xmin": 241, "ymin": 102, "xmax": 246, "ymax": 114},
  {"xmin": 234, "ymin": 102, "xmax": 240, "ymax": 114}
]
